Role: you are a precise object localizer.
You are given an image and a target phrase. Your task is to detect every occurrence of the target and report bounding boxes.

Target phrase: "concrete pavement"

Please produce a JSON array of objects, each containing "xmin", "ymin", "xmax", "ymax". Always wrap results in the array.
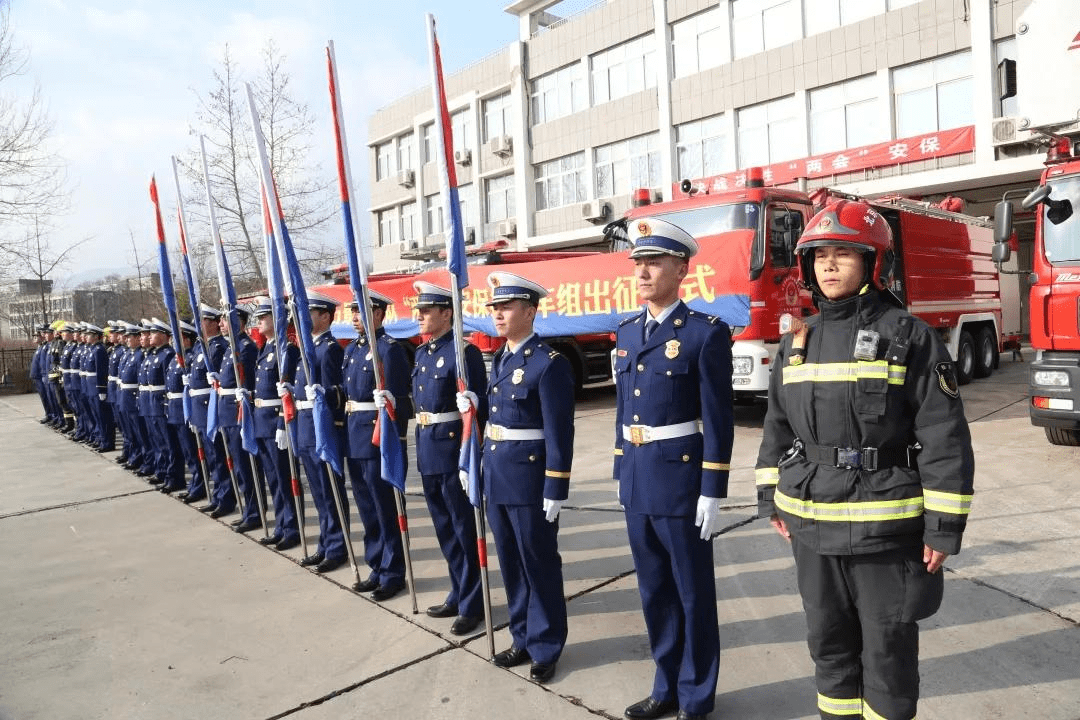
[{"xmin": 1, "ymin": 353, "xmax": 1078, "ymax": 719}]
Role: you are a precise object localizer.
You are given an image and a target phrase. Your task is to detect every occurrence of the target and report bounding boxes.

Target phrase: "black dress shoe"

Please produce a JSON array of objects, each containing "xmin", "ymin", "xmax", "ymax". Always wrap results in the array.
[
  {"xmin": 426, "ymin": 602, "xmax": 458, "ymax": 618},
  {"xmin": 148, "ymin": 476, "xmax": 165, "ymax": 485},
  {"xmin": 229, "ymin": 517, "xmax": 245, "ymax": 527},
  {"xmin": 353, "ymin": 575, "xmax": 379, "ymax": 592},
  {"xmin": 182, "ymin": 494, "xmax": 206, "ymax": 505},
  {"xmin": 529, "ymin": 661, "xmax": 556, "ymax": 683},
  {"xmin": 675, "ymin": 712, "xmax": 707, "ymax": 720},
  {"xmin": 233, "ymin": 519, "xmax": 262, "ymax": 534},
  {"xmin": 209, "ymin": 506, "xmax": 233, "ymax": 519},
  {"xmin": 492, "ymin": 646, "xmax": 530, "ymax": 668},
  {"xmin": 275, "ymin": 536, "xmax": 300, "ymax": 551},
  {"xmin": 371, "ymin": 581, "xmax": 405, "ymax": 601},
  {"xmin": 314, "ymin": 556, "xmax": 346, "ymax": 574},
  {"xmin": 625, "ymin": 697, "xmax": 678, "ymax": 720},
  {"xmin": 299, "ymin": 552, "xmax": 324, "ymax": 567},
  {"xmin": 450, "ymin": 615, "xmax": 482, "ymax": 636},
  {"xmin": 199, "ymin": 504, "xmax": 218, "ymax": 514},
  {"xmin": 258, "ymin": 533, "xmax": 283, "ymax": 546},
  {"xmin": 160, "ymin": 484, "xmax": 183, "ymax": 493}
]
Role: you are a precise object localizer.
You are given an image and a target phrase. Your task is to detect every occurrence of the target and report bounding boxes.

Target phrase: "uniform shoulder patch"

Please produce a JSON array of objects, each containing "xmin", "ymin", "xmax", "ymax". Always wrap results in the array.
[
  {"xmin": 548, "ymin": 350, "xmax": 560, "ymax": 359},
  {"xmin": 935, "ymin": 361, "xmax": 959, "ymax": 398},
  {"xmin": 618, "ymin": 314, "xmax": 639, "ymax": 327}
]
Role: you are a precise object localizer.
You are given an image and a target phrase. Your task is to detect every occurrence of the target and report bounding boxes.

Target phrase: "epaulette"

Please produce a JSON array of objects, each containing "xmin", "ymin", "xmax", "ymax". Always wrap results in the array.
[
  {"xmin": 549, "ymin": 350, "xmax": 560, "ymax": 359},
  {"xmin": 685, "ymin": 310, "xmax": 721, "ymax": 326},
  {"xmin": 618, "ymin": 314, "xmax": 640, "ymax": 327}
]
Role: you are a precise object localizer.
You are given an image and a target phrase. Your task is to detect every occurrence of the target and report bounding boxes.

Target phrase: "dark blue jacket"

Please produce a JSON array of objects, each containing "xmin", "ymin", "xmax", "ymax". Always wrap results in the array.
[{"xmin": 342, "ymin": 329, "xmax": 413, "ymax": 460}]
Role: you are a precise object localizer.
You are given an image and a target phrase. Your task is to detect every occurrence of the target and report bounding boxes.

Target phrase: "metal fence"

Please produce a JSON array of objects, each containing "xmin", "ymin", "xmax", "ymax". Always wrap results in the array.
[{"xmin": 0, "ymin": 347, "xmax": 36, "ymax": 395}]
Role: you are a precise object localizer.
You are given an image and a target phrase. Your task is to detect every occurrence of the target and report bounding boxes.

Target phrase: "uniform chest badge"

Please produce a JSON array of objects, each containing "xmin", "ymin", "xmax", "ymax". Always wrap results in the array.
[
  {"xmin": 436, "ymin": 357, "xmax": 445, "ymax": 368},
  {"xmin": 512, "ymin": 368, "xmax": 525, "ymax": 385},
  {"xmin": 665, "ymin": 340, "xmax": 681, "ymax": 359},
  {"xmin": 267, "ymin": 352, "xmax": 274, "ymax": 363}
]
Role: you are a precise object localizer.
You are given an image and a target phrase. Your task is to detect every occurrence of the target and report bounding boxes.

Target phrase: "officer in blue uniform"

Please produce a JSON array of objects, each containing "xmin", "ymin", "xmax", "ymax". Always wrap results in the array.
[
  {"xmin": 144, "ymin": 319, "xmax": 182, "ymax": 491},
  {"xmin": 136, "ymin": 321, "xmax": 168, "ymax": 482},
  {"xmin": 58, "ymin": 323, "xmax": 79, "ymax": 436},
  {"xmin": 165, "ymin": 321, "xmax": 205, "ymax": 500},
  {"xmin": 343, "ymin": 290, "xmax": 413, "ymax": 599},
  {"xmin": 412, "ymin": 281, "xmax": 488, "ymax": 634},
  {"xmin": 464, "ymin": 271, "xmax": 574, "ymax": 684},
  {"xmin": 250, "ymin": 299, "xmax": 302, "ymax": 550},
  {"xmin": 292, "ymin": 291, "xmax": 348, "ymax": 573},
  {"xmin": 614, "ymin": 217, "xmax": 734, "ymax": 720},
  {"xmin": 188, "ymin": 305, "xmax": 231, "ymax": 517},
  {"xmin": 70, "ymin": 325, "xmax": 91, "ymax": 442},
  {"xmin": 115, "ymin": 324, "xmax": 141, "ymax": 469},
  {"xmin": 83, "ymin": 324, "xmax": 113, "ymax": 452},
  {"xmin": 30, "ymin": 324, "xmax": 51, "ymax": 423},
  {"xmin": 215, "ymin": 306, "xmax": 263, "ymax": 534},
  {"xmin": 106, "ymin": 323, "xmax": 126, "ymax": 457}
]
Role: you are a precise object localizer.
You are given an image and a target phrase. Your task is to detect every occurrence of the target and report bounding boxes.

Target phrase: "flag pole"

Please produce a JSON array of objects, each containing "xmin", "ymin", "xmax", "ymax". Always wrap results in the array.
[
  {"xmin": 326, "ymin": 39, "xmax": 418, "ymax": 613},
  {"xmin": 426, "ymin": 13, "xmax": 494, "ymax": 658}
]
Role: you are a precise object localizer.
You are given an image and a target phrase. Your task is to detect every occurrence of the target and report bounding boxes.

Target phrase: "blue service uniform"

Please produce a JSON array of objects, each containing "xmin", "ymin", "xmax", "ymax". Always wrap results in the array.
[
  {"xmin": 413, "ymin": 332, "xmax": 488, "ymax": 618},
  {"xmin": 483, "ymin": 335, "xmax": 575, "ymax": 666},
  {"xmin": 295, "ymin": 331, "xmax": 347, "ymax": 562},
  {"xmin": 188, "ymin": 335, "xmax": 231, "ymax": 510},
  {"xmin": 31, "ymin": 341, "xmax": 51, "ymax": 421},
  {"xmin": 613, "ymin": 302, "xmax": 734, "ymax": 717},
  {"xmin": 118, "ymin": 346, "xmax": 149, "ymax": 469},
  {"xmin": 343, "ymin": 329, "xmax": 413, "ymax": 588},
  {"xmin": 165, "ymin": 346, "xmax": 204, "ymax": 497},
  {"xmin": 216, "ymin": 333, "xmax": 260, "ymax": 524},
  {"xmin": 107, "ymin": 344, "xmax": 124, "ymax": 450},
  {"xmin": 140, "ymin": 345, "xmax": 176, "ymax": 481},
  {"xmin": 87, "ymin": 341, "xmax": 114, "ymax": 450},
  {"xmin": 253, "ymin": 338, "xmax": 301, "ymax": 544}
]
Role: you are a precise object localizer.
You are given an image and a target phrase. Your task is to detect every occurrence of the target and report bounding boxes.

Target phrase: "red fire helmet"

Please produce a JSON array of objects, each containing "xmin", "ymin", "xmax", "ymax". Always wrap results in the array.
[{"xmin": 795, "ymin": 199, "xmax": 894, "ymax": 294}]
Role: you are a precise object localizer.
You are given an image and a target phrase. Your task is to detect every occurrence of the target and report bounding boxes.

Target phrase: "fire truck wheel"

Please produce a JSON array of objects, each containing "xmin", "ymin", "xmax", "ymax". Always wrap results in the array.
[
  {"xmin": 956, "ymin": 330, "xmax": 976, "ymax": 386},
  {"xmin": 973, "ymin": 327, "xmax": 998, "ymax": 380},
  {"xmin": 1045, "ymin": 427, "xmax": 1080, "ymax": 446}
]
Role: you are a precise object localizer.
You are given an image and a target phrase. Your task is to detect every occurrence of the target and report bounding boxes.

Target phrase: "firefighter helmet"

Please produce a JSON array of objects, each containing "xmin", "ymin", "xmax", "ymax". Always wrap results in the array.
[{"xmin": 795, "ymin": 199, "xmax": 894, "ymax": 295}]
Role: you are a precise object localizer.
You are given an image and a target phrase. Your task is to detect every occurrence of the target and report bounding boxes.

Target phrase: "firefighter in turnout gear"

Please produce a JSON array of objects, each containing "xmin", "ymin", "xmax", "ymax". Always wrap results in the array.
[{"xmin": 755, "ymin": 199, "xmax": 975, "ymax": 720}]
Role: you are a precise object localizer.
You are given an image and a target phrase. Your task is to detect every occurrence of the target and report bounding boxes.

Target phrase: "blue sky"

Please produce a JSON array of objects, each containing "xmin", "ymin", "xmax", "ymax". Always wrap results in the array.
[{"xmin": 7, "ymin": 0, "xmax": 517, "ymax": 285}]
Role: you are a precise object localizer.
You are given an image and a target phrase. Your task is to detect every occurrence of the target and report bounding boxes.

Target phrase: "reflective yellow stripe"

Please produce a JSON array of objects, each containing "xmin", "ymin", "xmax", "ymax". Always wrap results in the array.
[
  {"xmin": 702, "ymin": 461, "xmax": 730, "ymax": 471},
  {"xmin": 776, "ymin": 490, "xmax": 924, "ymax": 522},
  {"xmin": 545, "ymin": 470, "xmax": 571, "ymax": 479},
  {"xmin": 613, "ymin": 447, "xmax": 623, "ymax": 456},
  {"xmin": 783, "ymin": 361, "xmax": 907, "ymax": 386},
  {"xmin": 817, "ymin": 694, "xmax": 862, "ymax": 716},
  {"xmin": 923, "ymin": 488, "xmax": 973, "ymax": 515},
  {"xmin": 862, "ymin": 701, "xmax": 898, "ymax": 720},
  {"xmin": 755, "ymin": 467, "xmax": 779, "ymax": 487}
]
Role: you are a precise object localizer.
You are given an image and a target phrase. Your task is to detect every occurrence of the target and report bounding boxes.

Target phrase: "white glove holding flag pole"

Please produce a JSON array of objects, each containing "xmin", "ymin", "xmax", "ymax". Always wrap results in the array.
[
  {"xmin": 237, "ymin": 388, "xmax": 251, "ymax": 404},
  {"xmin": 543, "ymin": 498, "xmax": 564, "ymax": 523},
  {"xmin": 373, "ymin": 389, "xmax": 395, "ymax": 411},
  {"xmin": 459, "ymin": 470, "xmax": 469, "ymax": 493},
  {"xmin": 275, "ymin": 427, "xmax": 289, "ymax": 450},
  {"xmin": 276, "ymin": 381, "xmax": 293, "ymax": 399},
  {"xmin": 694, "ymin": 495, "xmax": 723, "ymax": 540},
  {"xmin": 207, "ymin": 371, "xmax": 221, "ymax": 387},
  {"xmin": 455, "ymin": 390, "xmax": 478, "ymax": 415},
  {"xmin": 98, "ymin": 393, "xmax": 106, "ymax": 401},
  {"xmin": 305, "ymin": 384, "xmax": 322, "ymax": 399}
]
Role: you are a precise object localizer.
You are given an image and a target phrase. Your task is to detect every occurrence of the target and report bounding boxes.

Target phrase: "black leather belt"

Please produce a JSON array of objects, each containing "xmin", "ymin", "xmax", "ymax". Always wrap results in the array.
[{"xmin": 804, "ymin": 444, "xmax": 914, "ymax": 471}]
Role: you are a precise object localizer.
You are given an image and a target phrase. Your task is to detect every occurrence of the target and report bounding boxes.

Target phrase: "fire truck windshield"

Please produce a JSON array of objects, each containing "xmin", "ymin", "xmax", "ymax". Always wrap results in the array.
[
  {"xmin": 1044, "ymin": 176, "xmax": 1080, "ymax": 263},
  {"xmin": 654, "ymin": 202, "xmax": 761, "ymax": 240}
]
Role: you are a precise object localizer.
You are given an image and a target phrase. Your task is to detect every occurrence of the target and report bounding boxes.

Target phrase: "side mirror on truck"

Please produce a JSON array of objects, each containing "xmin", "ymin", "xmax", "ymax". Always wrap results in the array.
[{"xmin": 993, "ymin": 200, "xmax": 1014, "ymax": 265}]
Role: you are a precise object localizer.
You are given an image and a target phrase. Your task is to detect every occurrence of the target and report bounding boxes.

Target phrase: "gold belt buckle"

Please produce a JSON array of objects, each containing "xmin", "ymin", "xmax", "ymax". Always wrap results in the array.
[
  {"xmin": 629, "ymin": 425, "xmax": 647, "ymax": 445},
  {"xmin": 489, "ymin": 425, "xmax": 504, "ymax": 441},
  {"xmin": 417, "ymin": 412, "xmax": 432, "ymax": 427}
]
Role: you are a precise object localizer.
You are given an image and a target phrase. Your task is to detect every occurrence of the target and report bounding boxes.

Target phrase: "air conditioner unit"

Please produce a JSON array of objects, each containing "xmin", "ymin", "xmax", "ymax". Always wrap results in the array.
[
  {"xmin": 454, "ymin": 148, "xmax": 472, "ymax": 166},
  {"xmin": 580, "ymin": 200, "xmax": 611, "ymax": 223},
  {"xmin": 489, "ymin": 135, "xmax": 513, "ymax": 157},
  {"xmin": 496, "ymin": 219, "xmax": 517, "ymax": 237},
  {"xmin": 396, "ymin": 169, "xmax": 415, "ymax": 188},
  {"xmin": 991, "ymin": 117, "xmax": 1020, "ymax": 146},
  {"xmin": 464, "ymin": 225, "xmax": 476, "ymax": 244}
]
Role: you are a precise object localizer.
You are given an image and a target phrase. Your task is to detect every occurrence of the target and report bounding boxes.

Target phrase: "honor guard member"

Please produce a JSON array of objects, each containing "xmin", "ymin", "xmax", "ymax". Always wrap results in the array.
[
  {"xmin": 165, "ymin": 321, "xmax": 205, "ymax": 500},
  {"xmin": 251, "ymin": 299, "xmax": 302, "ymax": 550},
  {"xmin": 116, "ymin": 324, "xmax": 145, "ymax": 469},
  {"xmin": 30, "ymin": 324, "xmax": 51, "ymax": 423},
  {"xmin": 343, "ymin": 290, "xmax": 413, "ymax": 599},
  {"xmin": 51, "ymin": 322, "xmax": 74, "ymax": 432},
  {"xmin": 189, "ymin": 305, "xmax": 232, "ymax": 516},
  {"xmin": 106, "ymin": 323, "xmax": 126, "ymax": 453},
  {"xmin": 136, "ymin": 321, "xmax": 165, "ymax": 480},
  {"xmin": 215, "ymin": 305, "xmax": 262, "ymax": 533},
  {"xmin": 144, "ymin": 319, "xmax": 183, "ymax": 491},
  {"xmin": 126, "ymin": 322, "xmax": 155, "ymax": 473},
  {"xmin": 82, "ymin": 324, "xmax": 113, "ymax": 452},
  {"xmin": 615, "ymin": 218, "xmax": 734, "ymax": 720},
  {"xmin": 290, "ymin": 291, "xmax": 349, "ymax": 573},
  {"xmin": 412, "ymin": 281, "xmax": 488, "ymax": 634},
  {"xmin": 755, "ymin": 200, "xmax": 975, "ymax": 720},
  {"xmin": 62, "ymin": 323, "xmax": 85, "ymax": 440},
  {"xmin": 463, "ymin": 271, "xmax": 574, "ymax": 684},
  {"xmin": 58, "ymin": 323, "xmax": 79, "ymax": 435}
]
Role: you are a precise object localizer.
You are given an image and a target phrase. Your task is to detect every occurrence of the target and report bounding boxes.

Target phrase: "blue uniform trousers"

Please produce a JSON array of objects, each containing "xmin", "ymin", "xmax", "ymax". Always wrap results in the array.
[
  {"xmin": 422, "ymin": 471, "xmax": 482, "ymax": 617},
  {"xmin": 205, "ymin": 431, "xmax": 235, "ymax": 512},
  {"xmin": 96, "ymin": 400, "xmax": 115, "ymax": 450},
  {"xmin": 220, "ymin": 426, "xmax": 258, "ymax": 521},
  {"xmin": 487, "ymin": 503, "xmax": 566, "ymax": 665},
  {"xmin": 299, "ymin": 445, "xmax": 347, "ymax": 562},
  {"xmin": 625, "ymin": 512, "xmax": 719, "ymax": 715},
  {"xmin": 172, "ymin": 421, "xmax": 206, "ymax": 499},
  {"xmin": 346, "ymin": 457, "xmax": 404, "ymax": 587},
  {"xmin": 135, "ymin": 415, "xmax": 155, "ymax": 474},
  {"xmin": 256, "ymin": 436, "xmax": 300, "ymax": 542},
  {"xmin": 147, "ymin": 416, "xmax": 181, "ymax": 487}
]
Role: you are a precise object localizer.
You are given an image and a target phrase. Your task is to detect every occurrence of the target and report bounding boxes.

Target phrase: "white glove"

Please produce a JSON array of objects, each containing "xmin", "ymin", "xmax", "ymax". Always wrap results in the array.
[
  {"xmin": 98, "ymin": 393, "xmax": 106, "ymax": 401},
  {"xmin": 276, "ymin": 381, "xmax": 293, "ymax": 398},
  {"xmin": 459, "ymin": 470, "xmax": 469, "ymax": 493},
  {"xmin": 305, "ymin": 383, "xmax": 322, "ymax": 399},
  {"xmin": 206, "ymin": 371, "xmax": 221, "ymax": 386},
  {"xmin": 694, "ymin": 495, "xmax": 722, "ymax": 540},
  {"xmin": 182, "ymin": 375, "xmax": 189, "ymax": 386},
  {"xmin": 237, "ymin": 388, "xmax": 252, "ymax": 404},
  {"xmin": 373, "ymin": 389, "xmax": 395, "ymax": 411},
  {"xmin": 275, "ymin": 427, "xmax": 288, "ymax": 450},
  {"xmin": 456, "ymin": 390, "xmax": 478, "ymax": 414},
  {"xmin": 543, "ymin": 498, "xmax": 564, "ymax": 523}
]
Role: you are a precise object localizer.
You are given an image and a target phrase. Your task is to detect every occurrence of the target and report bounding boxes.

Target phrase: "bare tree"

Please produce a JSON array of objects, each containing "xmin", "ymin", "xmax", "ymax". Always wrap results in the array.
[
  {"xmin": 0, "ymin": 218, "xmax": 87, "ymax": 339},
  {"xmin": 0, "ymin": 6, "xmax": 68, "ymax": 272},
  {"xmin": 178, "ymin": 41, "xmax": 336, "ymax": 291}
]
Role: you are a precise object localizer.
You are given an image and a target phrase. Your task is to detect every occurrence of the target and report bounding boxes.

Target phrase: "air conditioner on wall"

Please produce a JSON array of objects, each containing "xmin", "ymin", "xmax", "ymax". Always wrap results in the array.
[
  {"xmin": 496, "ymin": 220, "xmax": 517, "ymax": 237},
  {"xmin": 991, "ymin": 117, "xmax": 1024, "ymax": 146},
  {"xmin": 580, "ymin": 200, "xmax": 611, "ymax": 223},
  {"xmin": 454, "ymin": 148, "xmax": 472, "ymax": 166},
  {"xmin": 489, "ymin": 135, "xmax": 513, "ymax": 157},
  {"xmin": 396, "ymin": 169, "xmax": 415, "ymax": 188}
]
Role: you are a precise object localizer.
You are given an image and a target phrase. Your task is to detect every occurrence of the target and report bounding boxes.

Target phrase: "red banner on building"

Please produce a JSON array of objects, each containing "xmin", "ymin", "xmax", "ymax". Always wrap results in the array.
[{"xmin": 675, "ymin": 125, "xmax": 975, "ymax": 197}]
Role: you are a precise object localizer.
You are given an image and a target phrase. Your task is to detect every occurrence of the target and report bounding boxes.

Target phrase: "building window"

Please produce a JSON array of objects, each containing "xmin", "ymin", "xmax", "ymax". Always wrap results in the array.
[
  {"xmin": 483, "ymin": 93, "xmax": 513, "ymax": 142},
  {"xmin": 375, "ymin": 141, "xmax": 394, "ymax": 181},
  {"xmin": 400, "ymin": 202, "xmax": 418, "ymax": 246},
  {"xmin": 485, "ymin": 174, "xmax": 516, "ymax": 224},
  {"xmin": 457, "ymin": 183, "xmax": 476, "ymax": 234},
  {"xmin": 450, "ymin": 109, "xmax": 472, "ymax": 153},
  {"xmin": 737, "ymin": 95, "xmax": 800, "ymax": 168},
  {"xmin": 809, "ymin": 74, "xmax": 884, "ymax": 154},
  {"xmin": 595, "ymin": 134, "xmax": 661, "ymax": 198},
  {"xmin": 893, "ymin": 51, "xmax": 974, "ymax": 138},
  {"xmin": 534, "ymin": 153, "xmax": 586, "ymax": 211},
  {"xmin": 397, "ymin": 133, "xmax": 415, "ymax": 172},
  {"xmin": 421, "ymin": 123, "xmax": 433, "ymax": 164},
  {"xmin": 676, "ymin": 114, "xmax": 731, "ymax": 180},
  {"xmin": 424, "ymin": 194, "xmax": 443, "ymax": 237},
  {"xmin": 804, "ymin": 0, "xmax": 887, "ymax": 37},
  {"xmin": 732, "ymin": 0, "xmax": 799, "ymax": 59},
  {"xmin": 377, "ymin": 208, "xmax": 396, "ymax": 247},
  {"xmin": 672, "ymin": 7, "xmax": 725, "ymax": 79},
  {"xmin": 531, "ymin": 62, "xmax": 587, "ymax": 124},
  {"xmin": 591, "ymin": 34, "xmax": 658, "ymax": 105}
]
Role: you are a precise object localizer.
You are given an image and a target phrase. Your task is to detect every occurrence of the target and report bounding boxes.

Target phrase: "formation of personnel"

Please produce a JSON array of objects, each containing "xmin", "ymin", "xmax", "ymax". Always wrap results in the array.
[{"xmin": 27, "ymin": 210, "xmax": 973, "ymax": 720}]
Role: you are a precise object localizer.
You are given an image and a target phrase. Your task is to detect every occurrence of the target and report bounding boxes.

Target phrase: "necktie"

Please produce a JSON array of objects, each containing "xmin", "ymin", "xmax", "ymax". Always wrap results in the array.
[{"xmin": 644, "ymin": 319, "xmax": 658, "ymax": 342}]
